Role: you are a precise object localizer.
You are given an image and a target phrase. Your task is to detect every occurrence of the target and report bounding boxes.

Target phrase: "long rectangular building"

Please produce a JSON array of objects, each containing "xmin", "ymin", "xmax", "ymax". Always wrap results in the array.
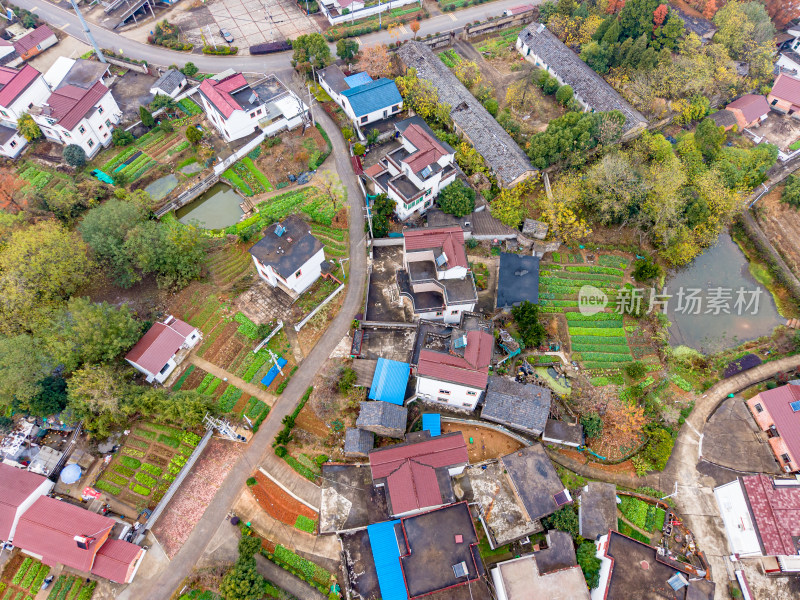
[{"xmin": 396, "ymin": 41, "xmax": 536, "ymax": 188}]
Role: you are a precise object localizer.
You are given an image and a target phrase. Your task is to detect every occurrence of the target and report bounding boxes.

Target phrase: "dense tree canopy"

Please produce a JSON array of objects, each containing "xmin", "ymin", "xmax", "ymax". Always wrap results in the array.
[
  {"xmin": 291, "ymin": 33, "xmax": 331, "ymax": 72},
  {"xmin": 437, "ymin": 180, "xmax": 475, "ymax": 217}
]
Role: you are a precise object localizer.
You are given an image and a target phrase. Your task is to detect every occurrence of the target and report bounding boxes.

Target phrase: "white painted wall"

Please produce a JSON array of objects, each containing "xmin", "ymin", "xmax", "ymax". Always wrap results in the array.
[
  {"xmin": 7, "ymin": 478, "xmax": 53, "ymax": 542},
  {"xmin": 200, "ymin": 92, "xmax": 308, "ymax": 143},
  {"xmin": 0, "ymin": 74, "xmax": 50, "ymax": 126},
  {"xmin": 341, "ymin": 95, "xmax": 402, "ymax": 127},
  {"xmin": 713, "ymin": 480, "xmax": 764, "ymax": 558},
  {"xmin": 0, "ymin": 130, "xmax": 26, "ymax": 158},
  {"xmin": 253, "ymin": 247, "xmax": 325, "ymax": 294},
  {"xmin": 34, "ymin": 90, "xmax": 122, "ymax": 157},
  {"xmin": 321, "ymin": 0, "xmax": 417, "ymax": 25},
  {"xmin": 416, "ymin": 375, "xmax": 483, "ymax": 410}
]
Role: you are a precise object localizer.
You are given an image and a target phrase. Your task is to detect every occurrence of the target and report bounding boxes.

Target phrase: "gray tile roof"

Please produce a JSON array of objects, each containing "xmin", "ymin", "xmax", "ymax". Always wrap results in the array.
[
  {"xmin": 396, "ymin": 42, "xmax": 536, "ymax": 187},
  {"xmin": 318, "ymin": 65, "xmax": 348, "ymax": 94},
  {"xmin": 152, "ymin": 69, "xmax": 185, "ymax": 95},
  {"xmin": 356, "ymin": 401, "xmax": 408, "ymax": 431},
  {"xmin": 671, "ymin": 6, "xmax": 716, "ymax": 38},
  {"xmin": 579, "ymin": 481, "xmax": 617, "ymax": 541},
  {"xmin": 517, "ymin": 23, "xmax": 647, "ymax": 134},
  {"xmin": 710, "ymin": 109, "xmax": 737, "ymax": 129},
  {"xmin": 543, "ymin": 419, "xmax": 584, "ymax": 446},
  {"xmin": 248, "ymin": 214, "xmax": 324, "ymax": 279},
  {"xmin": 481, "ymin": 377, "xmax": 551, "ymax": 436},
  {"xmin": 501, "ymin": 443, "xmax": 566, "ymax": 521},
  {"xmin": 344, "ymin": 428, "xmax": 374, "ymax": 455}
]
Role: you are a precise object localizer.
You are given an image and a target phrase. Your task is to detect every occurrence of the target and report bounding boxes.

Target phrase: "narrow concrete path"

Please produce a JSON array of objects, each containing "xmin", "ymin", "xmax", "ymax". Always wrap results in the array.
[
  {"xmin": 255, "ymin": 554, "xmax": 327, "ymax": 600},
  {"xmin": 189, "ymin": 354, "xmax": 277, "ymax": 407}
]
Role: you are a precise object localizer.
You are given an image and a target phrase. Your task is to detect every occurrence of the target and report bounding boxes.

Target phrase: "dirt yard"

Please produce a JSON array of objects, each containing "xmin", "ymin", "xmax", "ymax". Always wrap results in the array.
[
  {"xmin": 440, "ymin": 422, "xmax": 524, "ymax": 463},
  {"xmin": 255, "ymin": 126, "xmax": 328, "ymax": 186},
  {"xmin": 754, "ymin": 184, "xmax": 800, "ymax": 277},
  {"xmin": 249, "ymin": 470, "xmax": 317, "ymax": 528}
]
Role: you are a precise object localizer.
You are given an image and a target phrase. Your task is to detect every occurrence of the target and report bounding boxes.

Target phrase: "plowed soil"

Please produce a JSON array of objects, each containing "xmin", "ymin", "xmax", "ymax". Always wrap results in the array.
[
  {"xmin": 249, "ymin": 470, "xmax": 317, "ymax": 527},
  {"xmin": 755, "ymin": 185, "xmax": 800, "ymax": 277},
  {"xmin": 440, "ymin": 422, "xmax": 524, "ymax": 463}
]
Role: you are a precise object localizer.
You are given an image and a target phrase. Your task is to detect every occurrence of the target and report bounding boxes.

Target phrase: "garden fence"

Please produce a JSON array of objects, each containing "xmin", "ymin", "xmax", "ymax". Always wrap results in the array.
[{"xmin": 294, "ymin": 283, "xmax": 345, "ymax": 331}]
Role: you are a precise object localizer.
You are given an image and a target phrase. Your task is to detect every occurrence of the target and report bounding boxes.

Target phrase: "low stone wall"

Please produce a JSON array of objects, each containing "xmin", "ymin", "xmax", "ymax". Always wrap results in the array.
[
  {"xmin": 464, "ymin": 9, "xmax": 536, "ymax": 39},
  {"xmin": 105, "ymin": 55, "xmax": 150, "ymax": 75}
]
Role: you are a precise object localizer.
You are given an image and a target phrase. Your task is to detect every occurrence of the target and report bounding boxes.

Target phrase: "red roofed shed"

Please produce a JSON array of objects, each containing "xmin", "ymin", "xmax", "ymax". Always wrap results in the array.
[
  {"xmin": 91, "ymin": 538, "xmax": 145, "ymax": 583},
  {"xmin": 125, "ymin": 315, "xmax": 200, "ymax": 383},
  {"xmin": 13, "ymin": 25, "xmax": 57, "ymax": 60},
  {"xmin": 403, "ymin": 226, "xmax": 468, "ymax": 269}
]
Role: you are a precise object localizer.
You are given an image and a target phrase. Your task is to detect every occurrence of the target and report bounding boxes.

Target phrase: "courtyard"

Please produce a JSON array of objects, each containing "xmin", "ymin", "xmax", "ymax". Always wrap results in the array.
[{"xmin": 205, "ymin": 0, "xmax": 319, "ymax": 49}]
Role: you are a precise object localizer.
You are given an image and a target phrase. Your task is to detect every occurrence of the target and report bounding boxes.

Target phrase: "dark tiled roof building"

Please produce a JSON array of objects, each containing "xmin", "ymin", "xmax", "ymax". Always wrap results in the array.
[
  {"xmin": 356, "ymin": 401, "xmax": 408, "ymax": 439},
  {"xmin": 344, "ymin": 428, "xmax": 375, "ymax": 457},
  {"xmin": 481, "ymin": 377, "xmax": 551, "ymax": 436}
]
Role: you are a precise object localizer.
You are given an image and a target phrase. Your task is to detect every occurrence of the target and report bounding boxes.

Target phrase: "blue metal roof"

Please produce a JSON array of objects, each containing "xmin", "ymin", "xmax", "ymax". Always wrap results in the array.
[
  {"xmin": 368, "ymin": 358, "xmax": 410, "ymax": 405},
  {"xmin": 421, "ymin": 413, "xmax": 441, "ymax": 437},
  {"xmin": 341, "ymin": 78, "xmax": 403, "ymax": 118},
  {"xmin": 344, "ymin": 71, "xmax": 373, "ymax": 88},
  {"xmin": 367, "ymin": 520, "xmax": 408, "ymax": 600}
]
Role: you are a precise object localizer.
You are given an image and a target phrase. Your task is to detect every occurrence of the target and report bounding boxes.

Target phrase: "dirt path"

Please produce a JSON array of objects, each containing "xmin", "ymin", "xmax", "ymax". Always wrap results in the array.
[{"xmin": 189, "ymin": 354, "xmax": 277, "ymax": 407}]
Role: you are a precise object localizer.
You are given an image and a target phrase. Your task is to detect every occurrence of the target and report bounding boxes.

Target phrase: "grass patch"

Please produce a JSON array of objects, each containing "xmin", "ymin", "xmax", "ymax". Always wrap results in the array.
[{"xmin": 294, "ymin": 515, "xmax": 317, "ymax": 533}]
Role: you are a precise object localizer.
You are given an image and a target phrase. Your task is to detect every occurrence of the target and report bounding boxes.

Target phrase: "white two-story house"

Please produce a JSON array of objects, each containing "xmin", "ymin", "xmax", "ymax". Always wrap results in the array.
[
  {"xmin": 31, "ymin": 81, "xmax": 122, "ymax": 158},
  {"xmin": 398, "ymin": 226, "xmax": 478, "ymax": 323},
  {"xmin": 248, "ymin": 214, "xmax": 326, "ymax": 298},
  {"xmin": 365, "ymin": 116, "xmax": 457, "ymax": 220},
  {"xmin": 318, "ymin": 65, "xmax": 402, "ymax": 132},
  {"xmin": 198, "ymin": 72, "xmax": 308, "ymax": 143},
  {"xmin": 0, "ymin": 64, "xmax": 50, "ymax": 157}
]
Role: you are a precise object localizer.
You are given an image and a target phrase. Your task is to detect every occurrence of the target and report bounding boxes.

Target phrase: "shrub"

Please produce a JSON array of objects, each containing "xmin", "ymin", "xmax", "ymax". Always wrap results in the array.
[
  {"xmin": 641, "ymin": 427, "xmax": 674, "ymax": 471},
  {"xmin": 202, "ymin": 45, "xmax": 238, "ymax": 55},
  {"xmin": 782, "ymin": 174, "xmax": 800, "ymax": 208},
  {"xmin": 246, "ymin": 476, "xmax": 257, "ymax": 486},
  {"xmin": 275, "ymin": 445, "xmax": 288, "ymax": 457},
  {"xmin": 186, "ymin": 125, "xmax": 202, "ymax": 145},
  {"xmin": 633, "ymin": 258, "xmax": 662, "ymax": 282},
  {"xmin": 625, "ymin": 361, "xmax": 647, "ymax": 380},
  {"xmin": 353, "ymin": 143, "xmax": 365, "ymax": 156},
  {"xmin": 556, "ymin": 84, "xmax": 574, "ymax": 105},
  {"xmin": 541, "ymin": 505, "xmax": 578, "ymax": 537},
  {"xmin": 577, "ymin": 541, "xmax": 601, "ymax": 589},
  {"xmin": 580, "ymin": 412, "xmax": 603, "ymax": 439},
  {"xmin": 338, "ymin": 367, "xmax": 357, "ymax": 394},
  {"xmin": 63, "ymin": 144, "xmax": 86, "ymax": 168}
]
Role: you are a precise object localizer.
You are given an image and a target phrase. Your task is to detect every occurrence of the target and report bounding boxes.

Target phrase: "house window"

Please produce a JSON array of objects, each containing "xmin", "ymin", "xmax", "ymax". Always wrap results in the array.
[
  {"xmin": 451, "ymin": 310, "xmax": 458, "ymax": 314},
  {"xmin": 754, "ymin": 403, "xmax": 763, "ymax": 413},
  {"xmin": 87, "ymin": 139, "xmax": 94, "ymax": 148},
  {"xmin": 79, "ymin": 126, "xmax": 85, "ymax": 134},
  {"xmin": 467, "ymin": 391, "xmax": 477, "ymax": 396},
  {"xmin": 439, "ymin": 389, "xmax": 450, "ymax": 395},
  {"xmin": 256, "ymin": 108, "xmax": 262, "ymax": 115},
  {"xmin": 295, "ymin": 268, "xmax": 302, "ymax": 278},
  {"xmin": 9, "ymin": 140, "xmax": 16, "ymax": 148},
  {"xmin": 98, "ymin": 106, "xmax": 104, "ymax": 114},
  {"xmin": 251, "ymin": 113, "xmax": 256, "ymax": 118},
  {"xmin": 105, "ymin": 120, "xmax": 111, "ymax": 127},
  {"xmin": 393, "ymin": 104, "xmax": 400, "ymax": 111},
  {"xmin": 0, "ymin": 110, "xmax": 7, "ymax": 117},
  {"xmin": 462, "ymin": 402, "xmax": 472, "ymax": 408},
  {"xmin": 103, "ymin": 132, "xmax": 108, "ymax": 138},
  {"xmin": 98, "ymin": 124, "xmax": 103, "ymax": 130},
  {"xmin": 782, "ymin": 453, "xmax": 792, "ymax": 463},
  {"xmin": 159, "ymin": 363, "xmax": 171, "ymax": 374},
  {"xmin": 360, "ymin": 116, "xmax": 368, "ymax": 123},
  {"xmin": 438, "ymin": 397, "xmax": 449, "ymax": 403},
  {"xmin": 64, "ymin": 131, "xmax": 71, "ymax": 138}
]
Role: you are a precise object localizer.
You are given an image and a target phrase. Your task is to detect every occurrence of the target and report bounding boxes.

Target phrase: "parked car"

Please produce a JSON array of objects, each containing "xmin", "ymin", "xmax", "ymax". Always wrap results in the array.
[{"xmin": 220, "ymin": 29, "xmax": 234, "ymax": 43}]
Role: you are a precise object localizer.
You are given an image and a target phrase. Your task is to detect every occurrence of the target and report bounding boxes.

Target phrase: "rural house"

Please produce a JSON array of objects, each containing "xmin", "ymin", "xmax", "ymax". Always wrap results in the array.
[
  {"xmin": 480, "ymin": 377, "xmax": 551, "ymax": 436},
  {"xmin": 125, "ymin": 316, "xmax": 201, "ymax": 384},
  {"xmin": 14, "ymin": 496, "xmax": 144, "ymax": 583},
  {"xmin": 318, "ymin": 65, "xmax": 403, "ymax": 132},
  {"xmin": 368, "ymin": 431, "xmax": 468, "ymax": 517},
  {"xmin": 714, "ymin": 474, "xmax": 800, "ymax": 573},
  {"xmin": 248, "ymin": 214, "xmax": 326, "ymax": 297},
  {"xmin": 12, "ymin": 25, "xmax": 58, "ymax": 61},
  {"xmin": 0, "ymin": 64, "xmax": 50, "ymax": 157},
  {"xmin": 198, "ymin": 72, "xmax": 308, "ymax": 142},
  {"xmin": 397, "ymin": 41, "xmax": 537, "ymax": 188},
  {"xmin": 343, "ymin": 428, "xmax": 374, "ymax": 457},
  {"xmin": 768, "ymin": 73, "xmax": 800, "ymax": 116},
  {"xmin": 365, "ymin": 116, "xmax": 457, "ymax": 221},
  {"xmin": 356, "ymin": 401, "xmax": 408, "ymax": 439},
  {"xmin": 43, "ymin": 57, "xmax": 112, "ymax": 91},
  {"xmin": 724, "ymin": 94, "xmax": 770, "ymax": 130},
  {"xmin": 0, "ymin": 464, "xmax": 54, "ymax": 543},
  {"xmin": 496, "ymin": 252, "xmax": 540, "ymax": 310},
  {"xmin": 399, "ymin": 226, "xmax": 478, "ymax": 323},
  {"xmin": 150, "ymin": 68, "xmax": 187, "ymax": 98},
  {"xmin": 501, "ymin": 444, "xmax": 572, "ymax": 523},
  {"xmin": 745, "ymin": 383, "xmax": 800, "ymax": 472},
  {"xmin": 578, "ymin": 481, "xmax": 617, "ymax": 541},
  {"xmin": 516, "ymin": 23, "xmax": 648, "ymax": 139},
  {"xmin": 491, "ymin": 553, "xmax": 590, "ymax": 600}
]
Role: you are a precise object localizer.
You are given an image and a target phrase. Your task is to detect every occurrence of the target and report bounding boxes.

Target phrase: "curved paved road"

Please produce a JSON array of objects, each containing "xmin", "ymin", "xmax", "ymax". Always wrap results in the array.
[{"xmin": 19, "ymin": 0, "xmax": 536, "ymax": 72}]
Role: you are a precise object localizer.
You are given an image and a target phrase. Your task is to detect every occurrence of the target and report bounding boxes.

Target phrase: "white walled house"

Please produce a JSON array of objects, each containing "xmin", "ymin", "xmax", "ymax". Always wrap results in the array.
[
  {"xmin": 365, "ymin": 116, "xmax": 457, "ymax": 221},
  {"xmin": 399, "ymin": 227, "xmax": 477, "ymax": 323},
  {"xmin": 0, "ymin": 64, "xmax": 50, "ymax": 157},
  {"xmin": 125, "ymin": 316, "xmax": 201, "ymax": 384},
  {"xmin": 198, "ymin": 72, "xmax": 308, "ymax": 143},
  {"xmin": 248, "ymin": 214, "xmax": 326, "ymax": 297},
  {"xmin": 0, "ymin": 463, "xmax": 54, "ymax": 543},
  {"xmin": 31, "ymin": 82, "xmax": 122, "ymax": 158},
  {"xmin": 0, "ymin": 124, "xmax": 26, "ymax": 157},
  {"xmin": 340, "ymin": 77, "xmax": 402, "ymax": 128},
  {"xmin": 150, "ymin": 69, "xmax": 187, "ymax": 99}
]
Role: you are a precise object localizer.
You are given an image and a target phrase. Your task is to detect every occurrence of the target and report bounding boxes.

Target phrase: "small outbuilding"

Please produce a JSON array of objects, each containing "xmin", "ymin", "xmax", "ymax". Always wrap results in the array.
[
  {"xmin": 126, "ymin": 316, "xmax": 201, "ymax": 384},
  {"xmin": 496, "ymin": 252, "xmax": 540, "ymax": 309},
  {"xmin": 578, "ymin": 481, "xmax": 617, "ymax": 541},
  {"xmin": 481, "ymin": 377, "xmax": 551, "ymax": 437},
  {"xmin": 344, "ymin": 428, "xmax": 375, "ymax": 457},
  {"xmin": 542, "ymin": 419, "xmax": 584, "ymax": 448},
  {"xmin": 150, "ymin": 69, "xmax": 187, "ymax": 98},
  {"xmin": 368, "ymin": 358, "xmax": 410, "ymax": 406},
  {"xmin": 356, "ymin": 401, "xmax": 408, "ymax": 439}
]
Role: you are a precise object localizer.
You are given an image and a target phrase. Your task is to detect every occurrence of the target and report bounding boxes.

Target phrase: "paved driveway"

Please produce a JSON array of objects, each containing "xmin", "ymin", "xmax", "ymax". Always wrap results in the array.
[{"xmin": 207, "ymin": 0, "xmax": 319, "ymax": 48}]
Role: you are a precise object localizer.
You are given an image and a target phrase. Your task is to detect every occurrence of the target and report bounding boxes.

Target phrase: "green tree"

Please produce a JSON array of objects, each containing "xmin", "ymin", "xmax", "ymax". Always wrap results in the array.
[
  {"xmin": 632, "ymin": 258, "xmax": 662, "ymax": 281},
  {"xmin": 370, "ymin": 193, "xmax": 396, "ymax": 238},
  {"xmin": 47, "ymin": 297, "xmax": 142, "ymax": 373},
  {"xmin": 353, "ymin": 142, "xmax": 366, "ymax": 156},
  {"xmin": 555, "ymin": 84, "xmax": 574, "ymax": 106},
  {"xmin": 367, "ymin": 129, "xmax": 379, "ymax": 145},
  {"xmin": 291, "ymin": 33, "xmax": 331, "ymax": 73},
  {"xmin": 619, "ymin": 0, "xmax": 660, "ymax": 39},
  {"xmin": 63, "ymin": 144, "xmax": 86, "ymax": 168},
  {"xmin": 219, "ymin": 557, "xmax": 264, "ymax": 600},
  {"xmin": 112, "ymin": 127, "xmax": 134, "ymax": 147},
  {"xmin": 641, "ymin": 426, "xmax": 674, "ymax": 470},
  {"xmin": 139, "ymin": 106, "xmax": 155, "ymax": 128},
  {"xmin": 437, "ymin": 180, "xmax": 475, "ymax": 217},
  {"xmin": 782, "ymin": 174, "xmax": 800, "ymax": 208},
  {"xmin": 79, "ymin": 199, "xmax": 147, "ymax": 288},
  {"xmin": 336, "ymin": 38, "xmax": 359, "ymax": 61},
  {"xmin": 511, "ymin": 301, "xmax": 546, "ymax": 348},
  {"xmin": 695, "ymin": 117, "xmax": 725, "ymax": 161},
  {"xmin": 27, "ymin": 376, "xmax": 68, "ymax": 417},
  {"xmin": 238, "ymin": 534, "xmax": 262, "ymax": 559},
  {"xmin": 0, "ymin": 221, "xmax": 92, "ymax": 334},
  {"xmin": 490, "ymin": 186, "xmax": 526, "ymax": 228},
  {"xmin": 0, "ymin": 335, "xmax": 52, "ymax": 411},
  {"xmin": 180, "ymin": 62, "xmax": 199, "ymax": 77},
  {"xmin": 338, "ymin": 367, "xmax": 357, "ymax": 394},
  {"xmin": 625, "ymin": 361, "xmax": 647, "ymax": 379},
  {"xmin": 542, "ymin": 505, "xmax": 579, "ymax": 536},
  {"xmin": 42, "ymin": 182, "xmax": 92, "ymax": 224},
  {"xmin": 577, "ymin": 541, "xmax": 602, "ymax": 589},
  {"xmin": 580, "ymin": 413, "xmax": 603, "ymax": 439},
  {"xmin": 124, "ymin": 220, "xmax": 205, "ymax": 290},
  {"xmin": 186, "ymin": 125, "xmax": 202, "ymax": 145},
  {"xmin": 652, "ymin": 10, "xmax": 685, "ymax": 50},
  {"xmin": 17, "ymin": 113, "xmax": 41, "ymax": 142}
]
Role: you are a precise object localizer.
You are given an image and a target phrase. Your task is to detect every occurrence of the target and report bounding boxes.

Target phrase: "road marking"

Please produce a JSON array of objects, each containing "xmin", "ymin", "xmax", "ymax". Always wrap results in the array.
[
  {"xmin": 59, "ymin": 22, "xmax": 70, "ymax": 30},
  {"xmin": 354, "ymin": 36, "xmax": 363, "ymax": 46},
  {"xmin": 398, "ymin": 24, "xmax": 407, "ymax": 34},
  {"xmin": 449, "ymin": 13, "xmax": 457, "ymax": 21},
  {"xmin": 30, "ymin": 5, "xmax": 39, "ymax": 11}
]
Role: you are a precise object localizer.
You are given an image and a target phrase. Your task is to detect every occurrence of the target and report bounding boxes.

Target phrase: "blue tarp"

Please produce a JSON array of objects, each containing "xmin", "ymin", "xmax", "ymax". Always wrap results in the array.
[
  {"xmin": 367, "ymin": 520, "xmax": 408, "ymax": 600},
  {"xmin": 260, "ymin": 357, "xmax": 288, "ymax": 387},
  {"xmin": 421, "ymin": 413, "xmax": 441, "ymax": 437},
  {"xmin": 368, "ymin": 358, "xmax": 410, "ymax": 405}
]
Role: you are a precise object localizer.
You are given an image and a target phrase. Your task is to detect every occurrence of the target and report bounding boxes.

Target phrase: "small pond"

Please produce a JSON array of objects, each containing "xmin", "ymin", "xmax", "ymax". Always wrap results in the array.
[
  {"xmin": 666, "ymin": 232, "xmax": 783, "ymax": 353},
  {"xmin": 143, "ymin": 174, "xmax": 179, "ymax": 202},
  {"xmin": 175, "ymin": 182, "xmax": 244, "ymax": 229}
]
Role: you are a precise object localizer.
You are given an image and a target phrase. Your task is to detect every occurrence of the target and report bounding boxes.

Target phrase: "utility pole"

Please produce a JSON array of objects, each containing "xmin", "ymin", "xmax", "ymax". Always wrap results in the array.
[{"xmin": 69, "ymin": 0, "xmax": 106, "ymax": 63}]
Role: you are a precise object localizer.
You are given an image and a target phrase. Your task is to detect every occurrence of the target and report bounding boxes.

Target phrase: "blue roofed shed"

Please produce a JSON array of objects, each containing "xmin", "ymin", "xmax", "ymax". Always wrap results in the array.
[
  {"xmin": 367, "ymin": 520, "xmax": 408, "ymax": 600},
  {"xmin": 344, "ymin": 71, "xmax": 373, "ymax": 88},
  {"xmin": 422, "ymin": 413, "xmax": 441, "ymax": 437},
  {"xmin": 368, "ymin": 358, "xmax": 410, "ymax": 405},
  {"xmin": 341, "ymin": 78, "xmax": 403, "ymax": 118}
]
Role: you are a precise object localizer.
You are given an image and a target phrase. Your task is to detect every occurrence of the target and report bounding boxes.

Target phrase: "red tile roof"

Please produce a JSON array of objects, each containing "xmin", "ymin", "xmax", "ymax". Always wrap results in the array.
[
  {"xmin": 758, "ymin": 384, "xmax": 800, "ymax": 465},
  {"xmin": 91, "ymin": 539, "xmax": 143, "ymax": 583},
  {"xmin": 726, "ymin": 94, "xmax": 770, "ymax": 124},
  {"xmin": 365, "ymin": 162, "xmax": 385, "ymax": 177},
  {"xmin": 401, "ymin": 123, "xmax": 449, "ymax": 174},
  {"xmin": 164, "ymin": 315, "xmax": 195, "ymax": 338},
  {"xmin": 0, "ymin": 464, "xmax": 48, "ymax": 540},
  {"xmin": 403, "ymin": 227, "xmax": 468, "ymax": 269},
  {"xmin": 370, "ymin": 433, "xmax": 468, "ymax": 514},
  {"xmin": 44, "ymin": 80, "xmax": 109, "ymax": 131},
  {"xmin": 417, "ymin": 330, "xmax": 494, "ymax": 388},
  {"xmin": 771, "ymin": 73, "xmax": 800, "ymax": 107},
  {"xmin": 13, "ymin": 25, "xmax": 55, "ymax": 56},
  {"xmin": 199, "ymin": 73, "xmax": 248, "ymax": 118},
  {"xmin": 125, "ymin": 317, "xmax": 195, "ymax": 376},
  {"xmin": 742, "ymin": 474, "xmax": 800, "ymax": 556},
  {"xmin": 0, "ymin": 64, "xmax": 41, "ymax": 108},
  {"xmin": 14, "ymin": 496, "xmax": 113, "ymax": 572}
]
